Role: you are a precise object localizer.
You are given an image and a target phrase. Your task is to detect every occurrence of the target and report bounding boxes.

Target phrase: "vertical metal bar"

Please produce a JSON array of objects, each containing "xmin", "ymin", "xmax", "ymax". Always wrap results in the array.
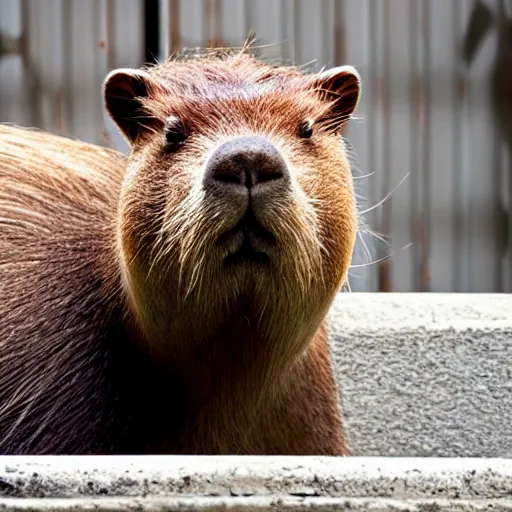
[
  {"xmin": 243, "ymin": 0, "xmax": 250, "ymax": 45},
  {"xmin": 420, "ymin": 0, "xmax": 431, "ymax": 291},
  {"xmin": 105, "ymin": 0, "xmax": 115, "ymax": 70},
  {"xmin": 159, "ymin": 0, "xmax": 169, "ymax": 59},
  {"xmin": 20, "ymin": 0, "xmax": 43, "ymax": 127},
  {"xmin": 360, "ymin": 0, "xmax": 377, "ymax": 291},
  {"xmin": 279, "ymin": 0, "xmax": 295, "ymax": 64},
  {"xmin": 169, "ymin": 0, "xmax": 181, "ymax": 54},
  {"xmin": 204, "ymin": 0, "xmax": 210, "ymax": 44},
  {"xmin": 493, "ymin": 137, "xmax": 506, "ymax": 293},
  {"xmin": 53, "ymin": 0, "xmax": 65, "ymax": 134},
  {"xmin": 293, "ymin": 0, "xmax": 300, "ymax": 64},
  {"xmin": 377, "ymin": 0, "xmax": 392, "ymax": 292},
  {"xmin": 453, "ymin": 0, "xmax": 463, "ymax": 291},
  {"xmin": 410, "ymin": 0, "xmax": 426, "ymax": 291},
  {"xmin": 495, "ymin": 0, "xmax": 511, "ymax": 292},
  {"xmin": 364, "ymin": 0, "xmax": 378, "ymax": 291},
  {"xmin": 213, "ymin": 0, "xmax": 222, "ymax": 47},
  {"xmin": 453, "ymin": 0, "xmax": 472, "ymax": 291},
  {"xmin": 144, "ymin": 0, "xmax": 160, "ymax": 63},
  {"xmin": 334, "ymin": 0, "xmax": 345, "ymax": 66},
  {"xmin": 205, "ymin": 0, "xmax": 222, "ymax": 47},
  {"xmin": 55, "ymin": 87, "xmax": 64, "ymax": 132},
  {"xmin": 96, "ymin": 0, "xmax": 114, "ymax": 147},
  {"xmin": 464, "ymin": 0, "xmax": 478, "ymax": 292},
  {"xmin": 492, "ymin": 2, "xmax": 504, "ymax": 292},
  {"xmin": 320, "ymin": 0, "xmax": 335, "ymax": 67},
  {"xmin": 92, "ymin": 0, "xmax": 104, "ymax": 146},
  {"xmin": 96, "ymin": 0, "xmax": 107, "ymax": 145},
  {"xmin": 280, "ymin": 0, "xmax": 286, "ymax": 61},
  {"xmin": 409, "ymin": 0, "xmax": 418, "ymax": 291},
  {"xmin": 367, "ymin": 0, "xmax": 378, "ymax": 286},
  {"xmin": 507, "ymin": 144, "xmax": 512, "ymax": 292},
  {"xmin": 61, "ymin": 0, "xmax": 73, "ymax": 135}
]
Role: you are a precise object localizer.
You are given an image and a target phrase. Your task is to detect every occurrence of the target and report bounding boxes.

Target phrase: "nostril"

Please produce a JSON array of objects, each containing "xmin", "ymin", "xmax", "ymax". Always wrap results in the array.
[
  {"xmin": 214, "ymin": 169, "xmax": 245, "ymax": 184},
  {"xmin": 203, "ymin": 136, "xmax": 289, "ymax": 192},
  {"xmin": 255, "ymin": 169, "xmax": 283, "ymax": 183}
]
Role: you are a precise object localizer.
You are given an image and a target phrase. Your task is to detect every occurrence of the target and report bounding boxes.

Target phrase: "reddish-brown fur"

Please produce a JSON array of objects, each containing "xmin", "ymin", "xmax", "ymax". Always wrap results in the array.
[{"xmin": 0, "ymin": 48, "xmax": 360, "ymax": 455}]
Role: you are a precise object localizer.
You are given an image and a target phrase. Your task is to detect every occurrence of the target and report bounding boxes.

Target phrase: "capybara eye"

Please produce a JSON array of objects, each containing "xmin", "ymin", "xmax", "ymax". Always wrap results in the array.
[
  {"xmin": 298, "ymin": 120, "xmax": 313, "ymax": 139},
  {"xmin": 164, "ymin": 116, "xmax": 187, "ymax": 146}
]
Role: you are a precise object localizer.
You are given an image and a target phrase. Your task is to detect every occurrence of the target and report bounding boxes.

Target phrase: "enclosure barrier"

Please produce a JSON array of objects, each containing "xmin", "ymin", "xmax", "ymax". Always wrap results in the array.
[
  {"xmin": 0, "ymin": 456, "xmax": 511, "ymax": 511},
  {"xmin": 329, "ymin": 293, "xmax": 511, "ymax": 458},
  {"xmin": 0, "ymin": 293, "xmax": 510, "ymax": 510},
  {"xmin": 2, "ymin": 0, "xmax": 512, "ymax": 293}
]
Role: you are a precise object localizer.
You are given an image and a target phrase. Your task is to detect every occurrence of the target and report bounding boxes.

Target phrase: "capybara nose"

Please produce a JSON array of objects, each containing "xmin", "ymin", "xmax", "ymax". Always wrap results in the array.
[{"xmin": 203, "ymin": 136, "xmax": 290, "ymax": 192}]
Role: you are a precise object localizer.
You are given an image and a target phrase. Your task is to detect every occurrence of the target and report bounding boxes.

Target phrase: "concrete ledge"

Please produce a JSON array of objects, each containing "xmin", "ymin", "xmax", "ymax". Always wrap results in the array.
[
  {"xmin": 329, "ymin": 293, "xmax": 512, "ymax": 457},
  {"xmin": 0, "ymin": 295, "xmax": 510, "ymax": 510},
  {"xmin": 0, "ymin": 456, "xmax": 511, "ymax": 511}
]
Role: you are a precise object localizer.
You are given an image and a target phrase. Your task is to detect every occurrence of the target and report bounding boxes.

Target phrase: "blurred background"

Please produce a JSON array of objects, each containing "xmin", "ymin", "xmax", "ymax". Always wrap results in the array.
[{"xmin": 1, "ymin": 0, "xmax": 511, "ymax": 293}]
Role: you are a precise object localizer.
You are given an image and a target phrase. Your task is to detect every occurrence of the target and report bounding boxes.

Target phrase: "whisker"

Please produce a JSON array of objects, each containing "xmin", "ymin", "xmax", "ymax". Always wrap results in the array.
[
  {"xmin": 353, "ymin": 172, "xmax": 375, "ymax": 180},
  {"xmin": 358, "ymin": 224, "xmax": 391, "ymax": 246},
  {"xmin": 357, "ymin": 230, "xmax": 374, "ymax": 264},
  {"xmin": 350, "ymin": 242, "xmax": 413, "ymax": 268},
  {"xmin": 359, "ymin": 172, "xmax": 410, "ymax": 215},
  {"xmin": 362, "ymin": 229, "xmax": 391, "ymax": 247}
]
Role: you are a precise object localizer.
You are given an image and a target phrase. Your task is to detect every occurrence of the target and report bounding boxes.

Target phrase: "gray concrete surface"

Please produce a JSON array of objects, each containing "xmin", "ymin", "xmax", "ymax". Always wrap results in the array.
[
  {"xmin": 330, "ymin": 293, "xmax": 512, "ymax": 458},
  {"xmin": 0, "ymin": 295, "xmax": 510, "ymax": 511},
  {"xmin": 0, "ymin": 456, "xmax": 511, "ymax": 511}
]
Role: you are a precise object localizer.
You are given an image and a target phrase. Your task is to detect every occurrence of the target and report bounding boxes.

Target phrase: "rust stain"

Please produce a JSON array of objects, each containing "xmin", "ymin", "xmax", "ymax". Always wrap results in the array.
[
  {"xmin": 418, "ymin": 220, "xmax": 431, "ymax": 291},
  {"xmin": 207, "ymin": 38, "xmax": 224, "ymax": 48},
  {"xmin": 170, "ymin": 0, "xmax": 182, "ymax": 54},
  {"xmin": 99, "ymin": 40, "xmax": 106, "ymax": 49},
  {"xmin": 102, "ymin": 125, "xmax": 113, "ymax": 148},
  {"xmin": 204, "ymin": 0, "xmax": 225, "ymax": 48},
  {"xmin": 378, "ymin": 261, "xmax": 392, "ymax": 292}
]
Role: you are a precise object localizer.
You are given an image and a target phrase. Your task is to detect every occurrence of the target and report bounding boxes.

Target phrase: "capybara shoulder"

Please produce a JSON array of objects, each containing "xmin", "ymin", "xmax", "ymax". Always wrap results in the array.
[
  {"xmin": 0, "ymin": 48, "xmax": 361, "ymax": 455},
  {"xmin": 0, "ymin": 125, "xmax": 127, "ymax": 452}
]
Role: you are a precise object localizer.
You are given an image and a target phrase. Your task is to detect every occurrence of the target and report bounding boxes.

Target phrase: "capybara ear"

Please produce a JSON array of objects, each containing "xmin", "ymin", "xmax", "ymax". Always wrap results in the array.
[
  {"xmin": 311, "ymin": 65, "xmax": 361, "ymax": 133},
  {"xmin": 103, "ymin": 68, "xmax": 161, "ymax": 144}
]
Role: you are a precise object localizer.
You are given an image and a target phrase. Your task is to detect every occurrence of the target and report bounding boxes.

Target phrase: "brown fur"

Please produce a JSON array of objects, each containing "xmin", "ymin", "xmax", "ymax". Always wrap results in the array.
[{"xmin": 0, "ymin": 49, "xmax": 360, "ymax": 455}]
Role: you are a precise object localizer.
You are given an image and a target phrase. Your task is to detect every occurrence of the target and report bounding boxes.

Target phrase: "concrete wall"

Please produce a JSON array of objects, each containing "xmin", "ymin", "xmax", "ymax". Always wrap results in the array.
[
  {"xmin": 0, "ymin": 456, "xmax": 511, "ymax": 511},
  {"xmin": 331, "ymin": 293, "xmax": 512, "ymax": 458},
  {"xmin": 0, "ymin": 294, "xmax": 510, "ymax": 510}
]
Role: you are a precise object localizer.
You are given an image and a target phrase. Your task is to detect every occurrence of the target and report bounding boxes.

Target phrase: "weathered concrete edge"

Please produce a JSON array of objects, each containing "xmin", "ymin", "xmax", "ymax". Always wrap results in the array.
[
  {"xmin": 0, "ymin": 457, "xmax": 511, "ymax": 501},
  {"xmin": 328, "ymin": 293, "xmax": 512, "ymax": 332},
  {"xmin": 1, "ymin": 496, "xmax": 512, "ymax": 512}
]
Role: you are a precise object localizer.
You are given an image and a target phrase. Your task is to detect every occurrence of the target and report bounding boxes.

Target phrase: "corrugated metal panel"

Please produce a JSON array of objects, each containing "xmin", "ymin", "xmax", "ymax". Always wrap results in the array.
[
  {"xmin": 0, "ymin": 0, "xmax": 143, "ymax": 151},
  {"xmin": 0, "ymin": 0, "xmax": 509, "ymax": 293}
]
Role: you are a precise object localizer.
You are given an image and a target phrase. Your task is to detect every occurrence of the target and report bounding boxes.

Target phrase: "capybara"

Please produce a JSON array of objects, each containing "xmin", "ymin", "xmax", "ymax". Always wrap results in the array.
[{"xmin": 0, "ymin": 47, "xmax": 361, "ymax": 454}]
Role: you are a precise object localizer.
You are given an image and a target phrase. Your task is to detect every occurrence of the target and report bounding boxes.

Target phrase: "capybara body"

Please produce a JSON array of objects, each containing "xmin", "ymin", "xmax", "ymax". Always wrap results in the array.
[{"xmin": 0, "ymin": 49, "xmax": 361, "ymax": 455}]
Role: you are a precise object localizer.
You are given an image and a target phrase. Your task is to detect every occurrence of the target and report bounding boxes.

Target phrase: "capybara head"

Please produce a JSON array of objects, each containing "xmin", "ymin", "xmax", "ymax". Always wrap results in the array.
[{"xmin": 104, "ymin": 50, "xmax": 361, "ymax": 356}]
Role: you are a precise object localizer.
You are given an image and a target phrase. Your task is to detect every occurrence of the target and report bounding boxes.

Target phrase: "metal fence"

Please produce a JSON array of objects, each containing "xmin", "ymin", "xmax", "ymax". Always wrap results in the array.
[{"xmin": 1, "ymin": 0, "xmax": 511, "ymax": 292}]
